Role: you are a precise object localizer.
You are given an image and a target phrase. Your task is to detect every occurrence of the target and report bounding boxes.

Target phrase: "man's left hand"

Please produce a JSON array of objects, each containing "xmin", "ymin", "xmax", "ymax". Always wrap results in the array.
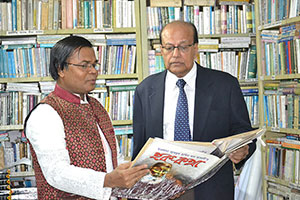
[{"xmin": 228, "ymin": 145, "xmax": 249, "ymax": 164}]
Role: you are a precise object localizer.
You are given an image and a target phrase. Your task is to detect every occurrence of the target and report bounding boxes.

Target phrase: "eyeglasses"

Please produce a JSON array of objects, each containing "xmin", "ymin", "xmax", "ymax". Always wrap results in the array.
[
  {"xmin": 161, "ymin": 43, "xmax": 195, "ymax": 54},
  {"xmin": 65, "ymin": 62, "xmax": 100, "ymax": 71}
]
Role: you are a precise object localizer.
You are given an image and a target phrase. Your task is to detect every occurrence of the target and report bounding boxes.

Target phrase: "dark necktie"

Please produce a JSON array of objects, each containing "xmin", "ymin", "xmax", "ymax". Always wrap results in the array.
[{"xmin": 174, "ymin": 79, "xmax": 191, "ymax": 141}]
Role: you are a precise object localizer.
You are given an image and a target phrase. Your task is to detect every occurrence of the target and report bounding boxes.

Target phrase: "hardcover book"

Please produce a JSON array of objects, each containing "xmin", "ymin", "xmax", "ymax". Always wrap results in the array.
[{"xmin": 112, "ymin": 128, "xmax": 265, "ymax": 200}]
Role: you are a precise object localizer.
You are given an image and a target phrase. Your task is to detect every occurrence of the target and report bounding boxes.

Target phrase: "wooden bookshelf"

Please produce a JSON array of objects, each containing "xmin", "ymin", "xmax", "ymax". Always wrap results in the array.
[
  {"xmin": 0, "ymin": 0, "xmax": 143, "ymax": 180},
  {"xmin": 255, "ymin": 0, "xmax": 300, "ymax": 198}
]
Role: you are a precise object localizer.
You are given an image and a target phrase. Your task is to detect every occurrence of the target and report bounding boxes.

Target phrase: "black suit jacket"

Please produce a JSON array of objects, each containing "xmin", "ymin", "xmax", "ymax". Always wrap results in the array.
[{"xmin": 132, "ymin": 63, "xmax": 256, "ymax": 200}]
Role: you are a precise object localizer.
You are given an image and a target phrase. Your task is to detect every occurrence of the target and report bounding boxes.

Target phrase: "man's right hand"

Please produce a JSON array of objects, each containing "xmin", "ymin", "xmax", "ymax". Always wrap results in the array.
[{"xmin": 104, "ymin": 162, "xmax": 149, "ymax": 188}]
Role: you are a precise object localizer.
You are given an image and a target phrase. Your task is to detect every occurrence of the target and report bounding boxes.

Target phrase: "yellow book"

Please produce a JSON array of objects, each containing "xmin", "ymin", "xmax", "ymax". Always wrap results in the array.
[
  {"xmin": 48, "ymin": 0, "xmax": 54, "ymax": 30},
  {"xmin": 150, "ymin": 0, "xmax": 182, "ymax": 7},
  {"xmin": 17, "ymin": 0, "xmax": 21, "ymax": 30},
  {"xmin": 41, "ymin": 2, "xmax": 49, "ymax": 30}
]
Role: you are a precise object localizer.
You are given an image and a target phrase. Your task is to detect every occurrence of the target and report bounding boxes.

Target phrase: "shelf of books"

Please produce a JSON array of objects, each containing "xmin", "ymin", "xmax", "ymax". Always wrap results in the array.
[
  {"xmin": 139, "ymin": 0, "xmax": 259, "ymax": 127},
  {"xmin": 0, "ymin": 0, "xmax": 142, "ymax": 190},
  {"xmin": 255, "ymin": 0, "xmax": 300, "ymax": 199}
]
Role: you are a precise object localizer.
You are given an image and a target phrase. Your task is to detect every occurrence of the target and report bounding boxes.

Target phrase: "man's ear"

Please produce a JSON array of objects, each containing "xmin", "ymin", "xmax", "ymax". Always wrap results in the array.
[{"xmin": 57, "ymin": 67, "xmax": 65, "ymax": 78}]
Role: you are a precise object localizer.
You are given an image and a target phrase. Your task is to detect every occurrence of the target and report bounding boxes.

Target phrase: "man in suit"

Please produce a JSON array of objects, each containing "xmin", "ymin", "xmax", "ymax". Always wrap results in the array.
[{"xmin": 132, "ymin": 21, "xmax": 256, "ymax": 199}]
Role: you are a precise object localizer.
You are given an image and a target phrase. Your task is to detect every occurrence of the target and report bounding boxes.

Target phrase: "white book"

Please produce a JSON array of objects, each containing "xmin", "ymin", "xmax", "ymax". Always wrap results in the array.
[
  {"xmin": 21, "ymin": 0, "xmax": 27, "ymax": 30},
  {"xmin": 127, "ymin": 1, "xmax": 132, "ymax": 28},
  {"xmin": 1, "ymin": 3, "xmax": 7, "ymax": 31},
  {"xmin": 6, "ymin": 3, "xmax": 12, "ymax": 31},
  {"xmin": 296, "ymin": 39, "xmax": 300, "ymax": 74},
  {"xmin": 210, "ymin": 53, "xmax": 217, "ymax": 70},
  {"xmin": 116, "ymin": 0, "xmax": 121, "ymax": 28},
  {"xmin": 217, "ymin": 52, "xmax": 222, "ymax": 71},
  {"xmin": 199, "ymin": 11, "xmax": 204, "ymax": 35},
  {"xmin": 123, "ymin": 0, "xmax": 128, "ymax": 28},
  {"xmin": 295, "ymin": 150, "xmax": 300, "ymax": 184},
  {"xmin": 132, "ymin": 1, "xmax": 136, "ymax": 27},
  {"xmin": 174, "ymin": 7, "xmax": 181, "ymax": 20},
  {"xmin": 203, "ymin": 6, "xmax": 211, "ymax": 35},
  {"xmin": 211, "ymin": 10, "xmax": 215, "ymax": 34},
  {"xmin": 27, "ymin": 0, "xmax": 34, "ymax": 30},
  {"xmin": 130, "ymin": 45, "xmax": 136, "ymax": 74},
  {"xmin": 96, "ymin": 0, "xmax": 103, "ymax": 29},
  {"xmin": 198, "ymin": 38, "xmax": 219, "ymax": 45},
  {"xmin": 214, "ymin": 9, "xmax": 221, "ymax": 34},
  {"xmin": 36, "ymin": 1, "xmax": 42, "ymax": 30},
  {"xmin": 221, "ymin": 37, "xmax": 251, "ymax": 43},
  {"xmin": 235, "ymin": 55, "xmax": 239, "ymax": 78},
  {"xmin": 0, "ymin": 3, "xmax": 2, "ymax": 31}
]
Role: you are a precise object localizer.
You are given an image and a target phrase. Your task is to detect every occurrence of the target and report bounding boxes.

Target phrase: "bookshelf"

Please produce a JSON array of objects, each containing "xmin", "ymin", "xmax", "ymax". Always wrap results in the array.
[
  {"xmin": 255, "ymin": 0, "xmax": 300, "ymax": 199},
  {"xmin": 139, "ymin": 0, "xmax": 259, "ymax": 127},
  {"xmin": 0, "ymin": 0, "xmax": 142, "ymax": 186}
]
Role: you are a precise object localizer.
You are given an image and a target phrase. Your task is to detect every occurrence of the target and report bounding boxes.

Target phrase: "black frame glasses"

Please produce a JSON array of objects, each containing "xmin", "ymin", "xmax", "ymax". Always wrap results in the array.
[
  {"xmin": 65, "ymin": 62, "xmax": 100, "ymax": 71},
  {"xmin": 161, "ymin": 43, "xmax": 195, "ymax": 53}
]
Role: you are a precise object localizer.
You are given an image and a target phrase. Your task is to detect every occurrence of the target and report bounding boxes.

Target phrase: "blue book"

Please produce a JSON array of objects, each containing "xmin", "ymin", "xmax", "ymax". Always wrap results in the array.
[
  {"xmin": 3, "ymin": 50, "xmax": 8, "ymax": 78},
  {"xmin": 7, "ymin": 51, "xmax": 15, "ymax": 78},
  {"xmin": 11, "ymin": 0, "xmax": 17, "ymax": 31},
  {"xmin": 264, "ymin": 43, "xmax": 269, "ymax": 76},
  {"xmin": 91, "ymin": 0, "xmax": 95, "ymax": 28},
  {"xmin": 84, "ymin": 1, "xmax": 91, "ymax": 28},
  {"xmin": 106, "ymin": 39, "xmax": 136, "ymax": 46},
  {"xmin": 114, "ymin": 46, "xmax": 121, "ymax": 74},
  {"xmin": 22, "ymin": 48, "xmax": 28, "ymax": 77},
  {"xmin": 157, "ymin": 7, "xmax": 163, "ymax": 32},
  {"xmin": 0, "ymin": 49, "xmax": 3, "ymax": 78},
  {"xmin": 40, "ymin": 48, "xmax": 46, "ymax": 77},
  {"xmin": 168, "ymin": 7, "xmax": 175, "ymax": 22},
  {"xmin": 117, "ymin": 46, "xmax": 123, "ymax": 74},
  {"xmin": 28, "ymin": 49, "xmax": 34, "ymax": 77},
  {"xmin": 264, "ymin": 95, "xmax": 270, "ymax": 126}
]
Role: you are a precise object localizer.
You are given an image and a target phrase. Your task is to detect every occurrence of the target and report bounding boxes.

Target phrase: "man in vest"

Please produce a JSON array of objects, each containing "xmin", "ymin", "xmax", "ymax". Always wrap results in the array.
[{"xmin": 25, "ymin": 36, "xmax": 149, "ymax": 200}]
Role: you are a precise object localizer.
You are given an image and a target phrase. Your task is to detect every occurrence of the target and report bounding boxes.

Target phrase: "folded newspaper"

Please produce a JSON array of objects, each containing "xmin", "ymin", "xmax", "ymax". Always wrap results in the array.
[{"xmin": 112, "ymin": 128, "xmax": 265, "ymax": 200}]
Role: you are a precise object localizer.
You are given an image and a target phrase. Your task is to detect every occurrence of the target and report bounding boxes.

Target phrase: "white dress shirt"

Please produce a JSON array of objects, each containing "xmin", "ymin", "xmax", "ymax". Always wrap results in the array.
[
  {"xmin": 163, "ymin": 62, "xmax": 197, "ymax": 141},
  {"xmin": 26, "ymin": 95, "xmax": 122, "ymax": 200}
]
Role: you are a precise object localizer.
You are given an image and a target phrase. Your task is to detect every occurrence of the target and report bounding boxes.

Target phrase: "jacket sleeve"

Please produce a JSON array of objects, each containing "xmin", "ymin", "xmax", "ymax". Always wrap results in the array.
[
  {"xmin": 229, "ymin": 78, "xmax": 256, "ymax": 169},
  {"xmin": 132, "ymin": 86, "xmax": 145, "ymax": 160}
]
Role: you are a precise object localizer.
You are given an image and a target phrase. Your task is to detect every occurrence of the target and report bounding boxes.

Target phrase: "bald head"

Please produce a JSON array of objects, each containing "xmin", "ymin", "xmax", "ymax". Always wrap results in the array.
[{"xmin": 159, "ymin": 21, "xmax": 198, "ymax": 45}]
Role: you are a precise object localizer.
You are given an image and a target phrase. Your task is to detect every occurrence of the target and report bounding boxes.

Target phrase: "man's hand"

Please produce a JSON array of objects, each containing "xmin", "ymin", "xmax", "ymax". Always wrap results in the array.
[
  {"xmin": 104, "ymin": 162, "xmax": 149, "ymax": 188},
  {"xmin": 228, "ymin": 145, "xmax": 249, "ymax": 164}
]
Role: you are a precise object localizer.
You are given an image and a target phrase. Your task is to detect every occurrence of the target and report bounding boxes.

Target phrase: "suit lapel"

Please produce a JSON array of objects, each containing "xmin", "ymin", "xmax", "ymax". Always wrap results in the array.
[
  {"xmin": 193, "ymin": 65, "xmax": 214, "ymax": 141},
  {"xmin": 149, "ymin": 71, "xmax": 167, "ymax": 138}
]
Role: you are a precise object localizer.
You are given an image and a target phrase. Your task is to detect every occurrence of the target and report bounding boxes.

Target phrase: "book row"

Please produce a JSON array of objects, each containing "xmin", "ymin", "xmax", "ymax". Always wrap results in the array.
[
  {"xmin": 198, "ymin": 46, "xmax": 257, "ymax": 80},
  {"xmin": 147, "ymin": 4, "xmax": 255, "ymax": 39},
  {"xmin": 267, "ymin": 181, "xmax": 300, "ymax": 199},
  {"xmin": 266, "ymin": 136, "xmax": 300, "ymax": 185},
  {"xmin": 0, "ymin": 43, "xmax": 137, "ymax": 78},
  {"xmin": 0, "ymin": 82, "xmax": 137, "ymax": 126},
  {"xmin": 0, "ymin": 0, "xmax": 135, "ymax": 32},
  {"xmin": 0, "ymin": 131, "xmax": 33, "ymax": 173},
  {"xmin": 108, "ymin": 85, "xmax": 135, "ymax": 121},
  {"xmin": 260, "ymin": 29, "xmax": 300, "ymax": 76},
  {"xmin": 148, "ymin": 43, "xmax": 256, "ymax": 80},
  {"xmin": 263, "ymin": 81, "xmax": 300, "ymax": 129},
  {"xmin": 243, "ymin": 94, "xmax": 259, "ymax": 127},
  {"xmin": 258, "ymin": 0, "xmax": 300, "ymax": 26},
  {"xmin": 116, "ymin": 133, "xmax": 133, "ymax": 159}
]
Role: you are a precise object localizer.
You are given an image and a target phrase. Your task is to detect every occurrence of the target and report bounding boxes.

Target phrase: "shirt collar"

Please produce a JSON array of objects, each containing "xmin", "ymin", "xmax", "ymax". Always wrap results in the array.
[
  {"xmin": 53, "ymin": 84, "xmax": 88, "ymax": 104},
  {"xmin": 166, "ymin": 62, "xmax": 197, "ymax": 89}
]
